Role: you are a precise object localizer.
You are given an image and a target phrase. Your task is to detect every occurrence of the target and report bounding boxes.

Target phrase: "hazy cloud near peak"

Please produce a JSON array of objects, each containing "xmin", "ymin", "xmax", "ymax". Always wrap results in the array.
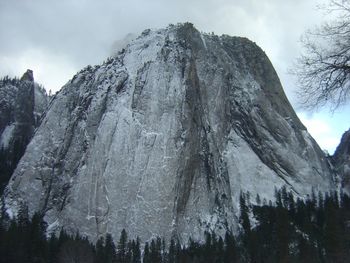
[{"xmin": 0, "ymin": 1, "xmax": 325, "ymax": 58}]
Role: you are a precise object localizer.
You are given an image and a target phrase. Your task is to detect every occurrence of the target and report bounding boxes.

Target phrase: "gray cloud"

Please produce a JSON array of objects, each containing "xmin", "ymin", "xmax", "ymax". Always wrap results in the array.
[{"xmin": 0, "ymin": 0, "xmax": 327, "ymax": 96}]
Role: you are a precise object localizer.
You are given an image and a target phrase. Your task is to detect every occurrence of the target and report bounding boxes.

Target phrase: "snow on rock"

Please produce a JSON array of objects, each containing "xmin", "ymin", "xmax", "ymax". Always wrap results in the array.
[
  {"xmin": 0, "ymin": 124, "xmax": 15, "ymax": 150},
  {"xmin": 4, "ymin": 23, "xmax": 336, "ymax": 243}
]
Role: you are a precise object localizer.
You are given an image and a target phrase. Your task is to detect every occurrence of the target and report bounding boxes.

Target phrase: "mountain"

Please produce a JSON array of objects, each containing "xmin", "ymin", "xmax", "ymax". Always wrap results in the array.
[
  {"xmin": 0, "ymin": 70, "xmax": 48, "ymax": 193},
  {"xmin": 332, "ymin": 129, "xmax": 350, "ymax": 193},
  {"xmin": 3, "ymin": 23, "xmax": 336, "ymax": 243}
]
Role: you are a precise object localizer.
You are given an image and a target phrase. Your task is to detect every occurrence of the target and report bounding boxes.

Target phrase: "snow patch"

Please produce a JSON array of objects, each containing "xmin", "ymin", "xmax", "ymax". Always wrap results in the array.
[
  {"xmin": 200, "ymin": 33, "xmax": 207, "ymax": 49},
  {"xmin": 0, "ymin": 124, "xmax": 15, "ymax": 150},
  {"xmin": 46, "ymin": 219, "xmax": 60, "ymax": 233}
]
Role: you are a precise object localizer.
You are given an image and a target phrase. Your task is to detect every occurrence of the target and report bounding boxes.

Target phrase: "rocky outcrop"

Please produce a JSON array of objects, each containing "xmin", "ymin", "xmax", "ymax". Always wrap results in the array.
[
  {"xmin": 332, "ymin": 129, "xmax": 350, "ymax": 193},
  {"xmin": 20, "ymin": 69, "xmax": 34, "ymax": 82},
  {"xmin": 4, "ymin": 24, "xmax": 335, "ymax": 243},
  {"xmin": 0, "ymin": 70, "xmax": 48, "ymax": 193}
]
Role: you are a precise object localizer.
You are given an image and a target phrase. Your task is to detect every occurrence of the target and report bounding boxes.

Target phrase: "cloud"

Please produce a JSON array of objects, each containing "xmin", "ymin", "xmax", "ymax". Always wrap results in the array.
[
  {"xmin": 0, "ymin": 48, "xmax": 78, "ymax": 92},
  {"xmin": 299, "ymin": 113, "xmax": 334, "ymax": 153},
  {"xmin": 0, "ymin": 0, "xmax": 328, "ymax": 93},
  {"xmin": 298, "ymin": 109, "xmax": 350, "ymax": 154}
]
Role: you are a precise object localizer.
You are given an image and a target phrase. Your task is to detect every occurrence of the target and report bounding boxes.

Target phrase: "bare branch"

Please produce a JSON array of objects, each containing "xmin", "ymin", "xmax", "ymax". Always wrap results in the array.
[{"xmin": 293, "ymin": 0, "xmax": 350, "ymax": 111}]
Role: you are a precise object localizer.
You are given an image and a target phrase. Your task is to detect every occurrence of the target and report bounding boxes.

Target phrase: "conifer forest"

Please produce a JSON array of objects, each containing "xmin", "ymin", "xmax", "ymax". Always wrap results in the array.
[{"xmin": 1, "ymin": 188, "xmax": 350, "ymax": 263}]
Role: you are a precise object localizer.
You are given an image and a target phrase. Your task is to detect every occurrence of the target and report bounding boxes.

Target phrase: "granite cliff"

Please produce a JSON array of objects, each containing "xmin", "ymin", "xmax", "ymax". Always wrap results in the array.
[{"xmin": 3, "ymin": 24, "xmax": 335, "ymax": 243}]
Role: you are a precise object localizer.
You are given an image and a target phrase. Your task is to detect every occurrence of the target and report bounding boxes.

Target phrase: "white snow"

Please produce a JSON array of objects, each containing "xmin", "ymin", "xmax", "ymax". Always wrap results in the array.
[
  {"xmin": 200, "ymin": 33, "xmax": 207, "ymax": 49},
  {"xmin": 0, "ymin": 124, "xmax": 15, "ymax": 150},
  {"xmin": 46, "ymin": 219, "xmax": 60, "ymax": 233},
  {"xmin": 123, "ymin": 29, "xmax": 167, "ymax": 79}
]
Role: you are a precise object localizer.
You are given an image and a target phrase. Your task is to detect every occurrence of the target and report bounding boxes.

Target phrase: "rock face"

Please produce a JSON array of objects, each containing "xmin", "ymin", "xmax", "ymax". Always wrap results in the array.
[
  {"xmin": 332, "ymin": 129, "xmax": 350, "ymax": 193},
  {"xmin": 4, "ymin": 24, "xmax": 335, "ymax": 242},
  {"xmin": 0, "ymin": 70, "xmax": 48, "ymax": 193}
]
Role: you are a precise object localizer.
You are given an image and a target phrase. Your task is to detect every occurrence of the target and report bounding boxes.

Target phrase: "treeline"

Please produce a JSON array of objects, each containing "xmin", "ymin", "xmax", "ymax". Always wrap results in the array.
[
  {"xmin": 239, "ymin": 188, "xmax": 350, "ymax": 262},
  {"xmin": 1, "ymin": 188, "xmax": 350, "ymax": 262},
  {"xmin": 0, "ymin": 75, "xmax": 47, "ymax": 94},
  {"xmin": 0, "ymin": 75, "xmax": 21, "ymax": 86}
]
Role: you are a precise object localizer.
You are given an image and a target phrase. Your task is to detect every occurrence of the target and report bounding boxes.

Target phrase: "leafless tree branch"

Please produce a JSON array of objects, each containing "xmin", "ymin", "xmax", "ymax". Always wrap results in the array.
[{"xmin": 293, "ymin": 0, "xmax": 350, "ymax": 111}]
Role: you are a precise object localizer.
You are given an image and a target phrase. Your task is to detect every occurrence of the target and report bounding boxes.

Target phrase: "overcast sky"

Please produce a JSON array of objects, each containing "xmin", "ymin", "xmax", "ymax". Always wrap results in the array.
[{"xmin": 1, "ymin": 0, "xmax": 349, "ymax": 153}]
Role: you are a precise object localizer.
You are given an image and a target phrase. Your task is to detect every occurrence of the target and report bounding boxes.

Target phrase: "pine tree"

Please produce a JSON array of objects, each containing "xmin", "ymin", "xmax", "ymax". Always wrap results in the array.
[
  {"xmin": 287, "ymin": 191, "xmax": 296, "ymax": 220},
  {"xmin": 29, "ymin": 212, "xmax": 48, "ymax": 262},
  {"xmin": 47, "ymin": 233, "xmax": 59, "ymax": 263},
  {"xmin": 175, "ymin": 241, "xmax": 181, "ymax": 263},
  {"xmin": 297, "ymin": 235, "xmax": 319, "ymax": 263},
  {"xmin": 58, "ymin": 238, "xmax": 94, "ymax": 263},
  {"xmin": 275, "ymin": 198, "xmax": 291, "ymax": 262},
  {"xmin": 116, "ymin": 229, "xmax": 128, "ymax": 263},
  {"xmin": 256, "ymin": 193, "xmax": 261, "ymax": 205},
  {"xmin": 216, "ymin": 236, "xmax": 224, "ymax": 263},
  {"xmin": 132, "ymin": 237, "xmax": 141, "ymax": 263},
  {"xmin": 105, "ymin": 233, "xmax": 117, "ymax": 263},
  {"xmin": 149, "ymin": 238, "xmax": 162, "ymax": 263},
  {"xmin": 204, "ymin": 231, "xmax": 213, "ymax": 262},
  {"xmin": 224, "ymin": 232, "xmax": 237, "ymax": 263},
  {"xmin": 281, "ymin": 186, "xmax": 289, "ymax": 209},
  {"xmin": 143, "ymin": 242, "xmax": 150, "ymax": 263},
  {"xmin": 95, "ymin": 236, "xmax": 106, "ymax": 263},
  {"xmin": 161, "ymin": 238, "xmax": 167, "ymax": 263},
  {"xmin": 126, "ymin": 240, "xmax": 133, "ymax": 263},
  {"xmin": 239, "ymin": 192, "xmax": 250, "ymax": 234},
  {"xmin": 168, "ymin": 238, "xmax": 176, "ymax": 263},
  {"xmin": 324, "ymin": 192, "xmax": 346, "ymax": 262}
]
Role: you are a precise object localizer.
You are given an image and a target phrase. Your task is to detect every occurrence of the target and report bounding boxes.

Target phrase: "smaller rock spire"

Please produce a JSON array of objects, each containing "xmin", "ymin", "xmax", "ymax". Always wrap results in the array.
[{"xmin": 20, "ymin": 69, "xmax": 34, "ymax": 82}]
